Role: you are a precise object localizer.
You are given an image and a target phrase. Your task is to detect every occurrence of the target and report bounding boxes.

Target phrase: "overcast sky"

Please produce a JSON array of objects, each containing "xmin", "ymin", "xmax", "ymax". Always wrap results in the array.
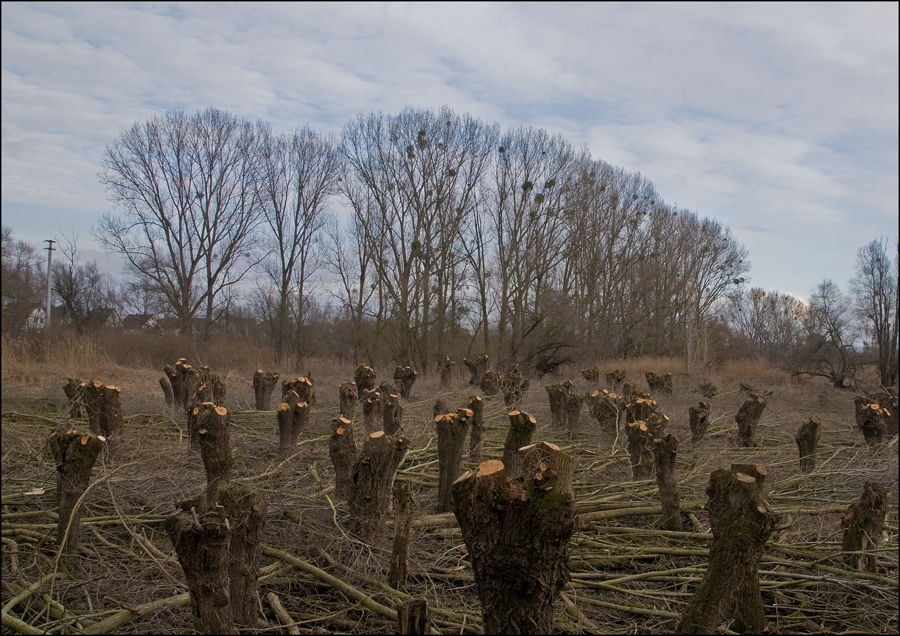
[{"xmin": 2, "ymin": 2, "xmax": 897, "ymax": 301}]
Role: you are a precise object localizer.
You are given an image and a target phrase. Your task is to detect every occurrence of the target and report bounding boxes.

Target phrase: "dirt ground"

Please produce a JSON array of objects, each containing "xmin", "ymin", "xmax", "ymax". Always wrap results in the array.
[{"xmin": 2, "ymin": 356, "xmax": 897, "ymax": 634}]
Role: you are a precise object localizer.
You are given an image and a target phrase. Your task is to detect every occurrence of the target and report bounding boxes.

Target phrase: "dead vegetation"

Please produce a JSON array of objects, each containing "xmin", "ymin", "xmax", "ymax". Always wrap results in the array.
[{"xmin": 1, "ymin": 351, "xmax": 897, "ymax": 634}]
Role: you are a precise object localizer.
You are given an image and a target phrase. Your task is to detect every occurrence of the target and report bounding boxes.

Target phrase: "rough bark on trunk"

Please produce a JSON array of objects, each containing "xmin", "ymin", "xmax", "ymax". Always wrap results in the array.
[
  {"xmin": 854, "ymin": 397, "xmax": 887, "ymax": 446},
  {"xmin": 502, "ymin": 410, "xmax": 537, "ymax": 477},
  {"xmin": 735, "ymin": 393, "xmax": 767, "ymax": 448},
  {"xmin": 676, "ymin": 468, "xmax": 778, "ymax": 635},
  {"xmin": 625, "ymin": 397, "xmax": 657, "ymax": 425},
  {"xmin": 362, "ymin": 389, "xmax": 382, "ymax": 435},
  {"xmin": 282, "ymin": 376, "xmax": 314, "ymax": 406},
  {"xmin": 689, "ymin": 401, "xmax": 710, "ymax": 443},
  {"xmin": 841, "ymin": 481, "xmax": 886, "ymax": 572},
  {"xmin": 49, "ymin": 428, "xmax": 105, "ymax": 556},
  {"xmin": 432, "ymin": 398, "xmax": 449, "ymax": 418},
  {"xmin": 646, "ymin": 371, "xmax": 673, "ymax": 395},
  {"xmin": 329, "ymin": 417, "xmax": 356, "ymax": 500},
  {"xmin": 217, "ymin": 483, "xmax": 266, "ymax": 625},
  {"xmin": 347, "ymin": 431, "xmax": 409, "ymax": 539},
  {"xmin": 626, "ymin": 421, "xmax": 655, "ymax": 480},
  {"xmin": 654, "ymin": 434, "xmax": 682, "ymax": 531},
  {"xmin": 502, "ymin": 363, "xmax": 528, "ymax": 407},
  {"xmin": 159, "ymin": 377, "xmax": 174, "ymax": 408},
  {"xmin": 545, "ymin": 383, "xmax": 567, "ymax": 428},
  {"xmin": 467, "ymin": 396, "xmax": 485, "ymax": 464},
  {"xmin": 564, "ymin": 392, "xmax": 583, "ymax": 437},
  {"xmin": 164, "ymin": 363, "xmax": 180, "ymax": 409},
  {"xmin": 354, "ymin": 364, "xmax": 377, "ymax": 399},
  {"xmin": 339, "ymin": 381, "xmax": 358, "ymax": 419},
  {"xmin": 451, "ymin": 450, "xmax": 577, "ymax": 635},
  {"xmin": 589, "ymin": 389, "xmax": 622, "ymax": 433},
  {"xmin": 464, "ymin": 354, "xmax": 489, "ymax": 386},
  {"xmin": 253, "ymin": 370, "xmax": 279, "ymax": 411},
  {"xmin": 880, "ymin": 391, "xmax": 898, "ymax": 438},
  {"xmin": 795, "ymin": 416, "xmax": 821, "ymax": 473},
  {"xmin": 398, "ymin": 599, "xmax": 430, "ymax": 635},
  {"xmin": 581, "ymin": 367, "xmax": 599, "ymax": 384},
  {"xmin": 197, "ymin": 403, "xmax": 232, "ymax": 504},
  {"xmin": 393, "ymin": 366, "xmax": 417, "ymax": 399},
  {"xmin": 85, "ymin": 381, "xmax": 124, "ymax": 439},
  {"xmin": 389, "ymin": 481, "xmax": 414, "ymax": 590},
  {"xmin": 480, "ymin": 369, "xmax": 501, "ymax": 396},
  {"xmin": 606, "ymin": 369, "xmax": 625, "ymax": 387},
  {"xmin": 383, "ymin": 392, "xmax": 404, "ymax": 435},
  {"xmin": 277, "ymin": 401, "xmax": 308, "ymax": 457},
  {"xmin": 165, "ymin": 505, "xmax": 235, "ymax": 634},
  {"xmin": 440, "ymin": 356, "xmax": 455, "ymax": 387},
  {"xmin": 63, "ymin": 378, "xmax": 85, "ymax": 418},
  {"xmin": 435, "ymin": 410, "xmax": 471, "ymax": 513},
  {"xmin": 179, "ymin": 363, "xmax": 201, "ymax": 414}
]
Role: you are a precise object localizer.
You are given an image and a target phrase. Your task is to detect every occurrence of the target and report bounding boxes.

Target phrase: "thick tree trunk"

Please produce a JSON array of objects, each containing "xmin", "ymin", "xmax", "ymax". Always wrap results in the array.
[
  {"xmin": 589, "ymin": 389, "xmax": 622, "ymax": 433},
  {"xmin": 63, "ymin": 378, "xmax": 85, "ymax": 418},
  {"xmin": 880, "ymin": 390, "xmax": 898, "ymax": 438},
  {"xmin": 464, "ymin": 354, "xmax": 489, "ymax": 386},
  {"xmin": 179, "ymin": 363, "xmax": 201, "ymax": 413},
  {"xmin": 502, "ymin": 363, "xmax": 528, "ymax": 407},
  {"xmin": 435, "ymin": 410, "xmax": 471, "ymax": 513},
  {"xmin": 329, "ymin": 417, "xmax": 356, "ymax": 500},
  {"xmin": 253, "ymin": 370, "xmax": 279, "ymax": 411},
  {"xmin": 646, "ymin": 371, "xmax": 673, "ymax": 395},
  {"xmin": 440, "ymin": 356, "xmax": 455, "ymax": 387},
  {"xmin": 735, "ymin": 393, "xmax": 767, "ymax": 447},
  {"xmin": 363, "ymin": 389, "xmax": 382, "ymax": 435},
  {"xmin": 626, "ymin": 421, "xmax": 655, "ymax": 480},
  {"xmin": 564, "ymin": 392, "xmax": 583, "ymax": 437},
  {"xmin": 389, "ymin": 481, "xmax": 414, "ymax": 590},
  {"xmin": 165, "ymin": 505, "xmax": 235, "ymax": 634},
  {"xmin": 197, "ymin": 403, "xmax": 232, "ymax": 504},
  {"xmin": 689, "ymin": 401, "xmax": 710, "ymax": 443},
  {"xmin": 502, "ymin": 410, "xmax": 537, "ymax": 477},
  {"xmin": 354, "ymin": 364, "xmax": 377, "ymax": 399},
  {"xmin": 217, "ymin": 483, "xmax": 266, "ymax": 625},
  {"xmin": 795, "ymin": 416, "xmax": 821, "ymax": 473},
  {"xmin": 432, "ymin": 398, "xmax": 449, "ymax": 418},
  {"xmin": 339, "ymin": 381, "xmax": 358, "ymax": 419},
  {"xmin": 393, "ymin": 366, "xmax": 417, "ymax": 399},
  {"xmin": 49, "ymin": 428, "xmax": 105, "ymax": 556},
  {"xmin": 480, "ymin": 369, "xmax": 501, "ymax": 395},
  {"xmin": 854, "ymin": 397, "xmax": 887, "ymax": 446},
  {"xmin": 277, "ymin": 401, "xmax": 308, "ymax": 457},
  {"xmin": 545, "ymin": 383, "xmax": 567, "ymax": 428},
  {"xmin": 347, "ymin": 431, "xmax": 409, "ymax": 539},
  {"xmin": 467, "ymin": 396, "xmax": 485, "ymax": 464},
  {"xmin": 398, "ymin": 599, "xmax": 430, "ymax": 635},
  {"xmin": 383, "ymin": 392, "xmax": 404, "ymax": 435},
  {"xmin": 841, "ymin": 481, "xmax": 886, "ymax": 572},
  {"xmin": 282, "ymin": 376, "xmax": 314, "ymax": 406},
  {"xmin": 159, "ymin": 377, "xmax": 174, "ymax": 408},
  {"xmin": 83, "ymin": 381, "xmax": 123, "ymax": 439},
  {"xmin": 676, "ymin": 468, "xmax": 778, "ymax": 634},
  {"xmin": 164, "ymin": 363, "xmax": 180, "ymax": 409},
  {"xmin": 654, "ymin": 434, "xmax": 682, "ymax": 531},
  {"xmin": 451, "ymin": 449, "xmax": 577, "ymax": 635},
  {"xmin": 625, "ymin": 397, "xmax": 657, "ymax": 425}
]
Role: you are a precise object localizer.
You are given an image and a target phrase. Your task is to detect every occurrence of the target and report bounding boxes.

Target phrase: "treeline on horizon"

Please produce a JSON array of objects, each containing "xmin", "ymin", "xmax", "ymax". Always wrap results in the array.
[{"xmin": 1, "ymin": 106, "xmax": 897, "ymax": 387}]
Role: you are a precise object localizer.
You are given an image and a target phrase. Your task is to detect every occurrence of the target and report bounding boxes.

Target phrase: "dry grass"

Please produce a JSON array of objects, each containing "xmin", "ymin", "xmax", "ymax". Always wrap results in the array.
[{"xmin": 1, "ymin": 342, "xmax": 897, "ymax": 634}]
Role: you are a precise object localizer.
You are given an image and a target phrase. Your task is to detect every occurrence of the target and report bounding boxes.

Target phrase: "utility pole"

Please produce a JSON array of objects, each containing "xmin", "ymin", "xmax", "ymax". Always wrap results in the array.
[{"xmin": 45, "ymin": 239, "xmax": 54, "ymax": 329}]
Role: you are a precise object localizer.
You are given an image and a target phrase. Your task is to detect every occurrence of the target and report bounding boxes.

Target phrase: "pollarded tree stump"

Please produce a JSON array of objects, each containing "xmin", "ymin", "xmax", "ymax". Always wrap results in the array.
[
  {"xmin": 217, "ymin": 483, "xmax": 266, "ymax": 625},
  {"xmin": 625, "ymin": 397, "xmax": 657, "ymax": 425},
  {"xmin": 564, "ymin": 392, "xmax": 584, "ymax": 437},
  {"xmin": 735, "ymin": 392, "xmax": 767, "ymax": 447},
  {"xmin": 164, "ymin": 363, "xmax": 180, "ymax": 409},
  {"xmin": 282, "ymin": 376, "xmax": 314, "ymax": 406},
  {"xmin": 502, "ymin": 410, "xmax": 537, "ymax": 477},
  {"xmin": 159, "ymin": 377, "xmax": 174, "ymax": 408},
  {"xmin": 689, "ymin": 401, "xmax": 710, "ymax": 443},
  {"xmin": 198, "ymin": 369, "xmax": 226, "ymax": 406},
  {"xmin": 277, "ymin": 400, "xmax": 308, "ymax": 457},
  {"xmin": 197, "ymin": 403, "xmax": 232, "ymax": 504},
  {"xmin": 464, "ymin": 354, "xmax": 489, "ymax": 386},
  {"xmin": 480, "ymin": 369, "xmax": 501, "ymax": 396},
  {"xmin": 646, "ymin": 371, "xmax": 673, "ymax": 395},
  {"xmin": 329, "ymin": 417, "xmax": 356, "ymax": 500},
  {"xmin": 435, "ymin": 409, "xmax": 472, "ymax": 513},
  {"xmin": 63, "ymin": 378, "xmax": 85, "ymax": 418},
  {"xmin": 389, "ymin": 481, "xmax": 414, "ymax": 590},
  {"xmin": 501, "ymin": 363, "xmax": 528, "ymax": 407},
  {"xmin": 589, "ymin": 389, "xmax": 622, "ymax": 433},
  {"xmin": 880, "ymin": 391, "xmax": 898, "ymax": 437},
  {"xmin": 383, "ymin": 392, "xmax": 404, "ymax": 435},
  {"xmin": 362, "ymin": 389, "xmax": 382, "ymax": 434},
  {"xmin": 606, "ymin": 369, "xmax": 625, "ymax": 387},
  {"xmin": 49, "ymin": 428, "xmax": 105, "ymax": 556},
  {"xmin": 347, "ymin": 431, "xmax": 409, "ymax": 539},
  {"xmin": 178, "ymin": 363, "xmax": 201, "ymax": 413},
  {"xmin": 519, "ymin": 442, "xmax": 577, "ymax": 499},
  {"xmin": 854, "ymin": 398, "xmax": 887, "ymax": 446},
  {"xmin": 440, "ymin": 356, "xmax": 455, "ymax": 387},
  {"xmin": 654, "ymin": 434, "xmax": 683, "ymax": 531},
  {"xmin": 339, "ymin": 381, "xmax": 357, "ymax": 419},
  {"xmin": 467, "ymin": 395, "xmax": 485, "ymax": 464},
  {"xmin": 354, "ymin": 364, "xmax": 377, "ymax": 399},
  {"xmin": 165, "ymin": 503, "xmax": 235, "ymax": 635},
  {"xmin": 398, "ymin": 598, "xmax": 430, "ymax": 635},
  {"xmin": 626, "ymin": 421, "xmax": 655, "ymax": 480},
  {"xmin": 253, "ymin": 370, "xmax": 279, "ymax": 411},
  {"xmin": 581, "ymin": 367, "xmax": 599, "ymax": 384},
  {"xmin": 645, "ymin": 411, "xmax": 670, "ymax": 438},
  {"xmin": 730, "ymin": 463, "xmax": 767, "ymax": 490},
  {"xmin": 451, "ymin": 452, "xmax": 577, "ymax": 635},
  {"xmin": 676, "ymin": 468, "xmax": 778, "ymax": 635},
  {"xmin": 841, "ymin": 481, "xmax": 886, "ymax": 572},
  {"xmin": 432, "ymin": 398, "xmax": 449, "ymax": 418},
  {"xmin": 795, "ymin": 416, "xmax": 821, "ymax": 473},
  {"xmin": 545, "ymin": 383, "xmax": 568, "ymax": 428},
  {"xmin": 393, "ymin": 366, "xmax": 417, "ymax": 399}
]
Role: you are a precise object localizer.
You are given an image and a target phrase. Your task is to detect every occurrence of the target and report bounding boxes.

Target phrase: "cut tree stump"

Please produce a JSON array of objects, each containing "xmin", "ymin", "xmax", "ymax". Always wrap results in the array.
[
  {"xmin": 589, "ymin": 389, "xmax": 622, "ymax": 433},
  {"xmin": 329, "ymin": 417, "xmax": 357, "ymax": 500},
  {"xmin": 731, "ymin": 463, "xmax": 767, "ymax": 490},
  {"xmin": 880, "ymin": 390, "xmax": 898, "ymax": 437},
  {"xmin": 197, "ymin": 403, "xmax": 232, "ymax": 504},
  {"xmin": 277, "ymin": 400, "xmax": 308, "ymax": 457},
  {"xmin": 480, "ymin": 369, "xmax": 501, "ymax": 395},
  {"xmin": 841, "ymin": 481, "xmax": 886, "ymax": 572},
  {"xmin": 282, "ymin": 376, "xmax": 314, "ymax": 406},
  {"xmin": 347, "ymin": 431, "xmax": 409, "ymax": 539},
  {"xmin": 646, "ymin": 371, "xmax": 673, "ymax": 395},
  {"xmin": 564, "ymin": 392, "xmax": 584, "ymax": 437},
  {"xmin": 49, "ymin": 428, "xmax": 105, "ymax": 556},
  {"xmin": 625, "ymin": 396, "xmax": 657, "ymax": 425},
  {"xmin": 735, "ymin": 393, "xmax": 767, "ymax": 447},
  {"xmin": 389, "ymin": 481, "xmax": 414, "ymax": 590},
  {"xmin": 451, "ymin": 449, "xmax": 577, "ymax": 635},
  {"xmin": 165, "ymin": 504, "xmax": 235, "ymax": 634},
  {"xmin": 626, "ymin": 421, "xmax": 655, "ymax": 480},
  {"xmin": 253, "ymin": 370, "xmax": 279, "ymax": 410},
  {"xmin": 339, "ymin": 381, "xmax": 357, "ymax": 419},
  {"xmin": 854, "ymin": 397, "xmax": 887, "ymax": 446},
  {"xmin": 795, "ymin": 416, "xmax": 821, "ymax": 473},
  {"xmin": 606, "ymin": 369, "xmax": 625, "ymax": 386},
  {"xmin": 63, "ymin": 378, "xmax": 85, "ymax": 418},
  {"xmin": 502, "ymin": 410, "xmax": 537, "ymax": 477},
  {"xmin": 501, "ymin": 363, "xmax": 528, "ymax": 407},
  {"xmin": 383, "ymin": 392, "xmax": 404, "ymax": 435},
  {"xmin": 676, "ymin": 468, "xmax": 778, "ymax": 635},
  {"xmin": 435, "ymin": 409, "xmax": 471, "ymax": 513},
  {"xmin": 545, "ymin": 383, "xmax": 568, "ymax": 428},
  {"xmin": 217, "ymin": 483, "xmax": 266, "ymax": 625},
  {"xmin": 440, "ymin": 356, "xmax": 455, "ymax": 387},
  {"xmin": 398, "ymin": 599, "xmax": 430, "ymax": 635},
  {"xmin": 159, "ymin": 377, "xmax": 174, "ymax": 408},
  {"xmin": 654, "ymin": 434, "xmax": 682, "ymax": 531},
  {"xmin": 581, "ymin": 367, "xmax": 599, "ymax": 383},
  {"xmin": 393, "ymin": 366, "xmax": 417, "ymax": 399},
  {"xmin": 83, "ymin": 380, "xmax": 123, "ymax": 439},
  {"xmin": 463, "ymin": 354, "xmax": 489, "ymax": 386},
  {"xmin": 689, "ymin": 401, "xmax": 710, "ymax": 443},
  {"xmin": 467, "ymin": 395, "xmax": 484, "ymax": 464},
  {"xmin": 432, "ymin": 398, "xmax": 449, "ymax": 418},
  {"xmin": 363, "ymin": 389, "xmax": 383, "ymax": 434},
  {"xmin": 354, "ymin": 364, "xmax": 377, "ymax": 399}
]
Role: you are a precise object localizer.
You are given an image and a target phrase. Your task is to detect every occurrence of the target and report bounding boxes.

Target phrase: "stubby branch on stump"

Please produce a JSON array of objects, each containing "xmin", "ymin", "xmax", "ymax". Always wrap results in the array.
[
  {"xmin": 463, "ymin": 354, "xmax": 489, "ymax": 386},
  {"xmin": 440, "ymin": 356, "xmax": 455, "ymax": 387},
  {"xmin": 841, "ymin": 481, "xmax": 886, "ymax": 572},
  {"xmin": 347, "ymin": 431, "xmax": 409, "ymax": 539},
  {"xmin": 339, "ymin": 381, "xmax": 357, "ymax": 419},
  {"xmin": 354, "ymin": 364, "xmax": 377, "ymax": 399},
  {"xmin": 252, "ymin": 370, "xmax": 279, "ymax": 410},
  {"xmin": 854, "ymin": 396, "xmax": 887, "ymax": 446},
  {"xmin": 435, "ymin": 409, "xmax": 471, "ymax": 513},
  {"xmin": 502, "ymin": 410, "xmax": 537, "ymax": 477},
  {"xmin": 480, "ymin": 369, "xmax": 501, "ymax": 395},
  {"xmin": 589, "ymin": 389, "xmax": 622, "ymax": 433},
  {"xmin": 795, "ymin": 416, "xmax": 821, "ymax": 473},
  {"xmin": 49, "ymin": 428, "xmax": 105, "ymax": 557},
  {"xmin": 676, "ymin": 468, "xmax": 778, "ymax": 635},
  {"xmin": 467, "ymin": 395, "xmax": 485, "ymax": 464},
  {"xmin": 646, "ymin": 371, "xmax": 673, "ymax": 394},
  {"xmin": 626, "ymin": 421, "xmax": 655, "ymax": 480},
  {"xmin": 197, "ymin": 403, "xmax": 232, "ymax": 504},
  {"xmin": 329, "ymin": 417, "xmax": 356, "ymax": 500},
  {"xmin": 277, "ymin": 400, "xmax": 309, "ymax": 457},
  {"xmin": 63, "ymin": 378, "xmax": 85, "ymax": 418},
  {"xmin": 362, "ymin": 389, "xmax": 382, "ymax": 434},
  {"xmin": 735, "ymin": 392, "xmax": 767, "ymax": 447},
  {"xmin": 83, "ymin": 380, "xmax": 124, "ymax": 439},
  {"xmin": 383, "ymin": 392, "xmax": 404, "ymax": 435},
  {"xmin": 282, "ymin": 376, "xmax": 314, "ymax": 407}
]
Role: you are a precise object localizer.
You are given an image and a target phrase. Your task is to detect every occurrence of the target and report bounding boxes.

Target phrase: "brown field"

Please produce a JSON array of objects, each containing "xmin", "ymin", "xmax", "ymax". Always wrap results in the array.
[{"xmin": 2, "ymin": 336, "xmax": 898, "ymax": 634}]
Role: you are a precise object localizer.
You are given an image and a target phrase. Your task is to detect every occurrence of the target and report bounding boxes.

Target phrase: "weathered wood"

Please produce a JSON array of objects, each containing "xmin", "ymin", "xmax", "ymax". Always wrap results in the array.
[
  {"xmin": 347, "ymin": 431, "xmax": 409, "ymax": 539},
  {"xmin": 545, "ymin": 383, "xmax": 567, "ymax": 428},
  {"xmin": 654, "ymin": 434, "xmax": 682, "ymax": 531},
  {"xmin": 625, "ymin": 397, "xmax": 657, "ymax": 425},
  {"xmin": 49, "ymin": 428, "xmax": 105, "ymax": 556},
  {"xmin": 646, "ymin": 371, "xmax": 673, "ymax": 395},
  {"xmin": 581, "ymin": 367, "xmax": 599, "ymax": 383},
  {"xmin": 564, "ymin": 391, "xmax": 584, "ymax": 437},
  {"xmin": 339, "ymin": 381, "xmax": 357, "ymax": 419},
  {"xmin": 432, "ymin": 398, "xmax": 449, "ymax": 418},
  {"xmin": 393, "ymin": 366, "xmax": 417, "ymax": 399},
  {"xmin": 605, "ymin": 369, "xmax": 625, "ymax": 387},
  {"xmin": 735, "ymin": 393, "xmax": 767, "ymax": 447},
  {"xmin": 730, "ymin": 463, "xmax": 768, "ymax": 490},
  {"xmin": 158, "ymin": 377, "xmax": 174, "ymax": 408},
  {"xmin": 83, "ymin": 380, "xmax": 124, "ymax": 439},
  {"xmin": 197, "ymin": 403, "xmax": 232, "ymax": 504},
  {"xmin": 362, "ymin": 389, "xmax": 382, "ymax": 435},
  {"xmin": 589, "ymin": 389, "xmax": 622, "ymax": 432},
  {"xmin": 389, "ymin": 481, "xmax": 414, "ymax": 590},
  {"xmin": 854, "ymin": 396, "xmax": 887, "ymax": 446},
  {"xmin": 354, "ymin": 364, "xmax": 377, "ymax": 399},
  {"xmin": 689, "ymin": 401, "xmax": 710, "ymax": 443},
  {"xmin": 277, "ymin": 401, "xmax": 308, "ymax": 457},
  {"xmin": 398, "ymin": 599, "xmax": 430, "ymax": 635},
  {"xmin": 463, "ymin": 354, "xmax": 489, "ymax": 386},
  {"xmin": 435, "ymin": 410, "xmax": 471, "ymax": 513},
  {"xmin": 282, "ymin": 376, "xmax": 314, "ymax": 406},
  {"xmin": 63, "ymin": 378, "xmax": 85, "ymax": 418},
  {"xmin": 841, "ymin": 481, "xmax": 886, "ymax": 572},
  {"xmin": 501, "ymin": 363, "xmax": 528, "ymax": 407},
  {"xmin": 329, "ymin": 417, "xmax": 356, "ymax": 500},
  {"xmin": 467, "ymin": 395, "xmax": 485, "ymax": 464},
  {"xmin": 383, "ymin": 392, "xmax": 404, "ymax": 435},
  {"xmin": 676, "ymin": 468, "xmax": 778, "ymax": 634},
  {"xmin": 480, "ymin": 369, "xmax": 501, "ymax": 395},
  {"xmin": 519, "ymin": 441, "xmax": 578, "ymax": 499},
  {"xmin": 795, "ymin": 416, "xmax": 821, "ymax": 473},
  {"xmin": 217, "ymin": 483, "xmax": 266, "ymax": 625},
  {"xmin": 440, "ymin": 355, "xmax": 455, "ymax": 387},
  {"xmin": 252, "ymin": 370, "xmax": 279, "ymax": 410},
  {"xmin": 502, "ymin": 410, "xmax": 537, "ymax": 477},
  {"xmin": 625, "ymin": 421, "xmax": 655, "ymax": 480}
]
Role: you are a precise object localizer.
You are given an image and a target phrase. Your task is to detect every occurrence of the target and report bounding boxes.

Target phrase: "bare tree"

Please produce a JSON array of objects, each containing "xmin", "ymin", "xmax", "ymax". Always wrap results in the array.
[
  {"xmin": 797, "ymin": 279, "xmax": 861, "ymax": 388},
  {"xmin": 1, "ymin": 225, "xmax": 41, "ymax": 307},
  {"xmin": 850, "ymin": 237, "xmax": 898, "ymax": 387},
  {"xmin": 51, "ymin": 232, "xmax": 117, "ymax": 327},
  {"xmin": 724, "ymin": 287, "xmax": 807, "ymax": 363}
]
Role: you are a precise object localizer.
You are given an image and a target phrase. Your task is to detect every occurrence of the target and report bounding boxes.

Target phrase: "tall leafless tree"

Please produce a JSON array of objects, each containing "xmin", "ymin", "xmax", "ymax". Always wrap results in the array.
[{"xmin": 850, "ymin": 237, "xmax": 898, "ymax": 387}]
